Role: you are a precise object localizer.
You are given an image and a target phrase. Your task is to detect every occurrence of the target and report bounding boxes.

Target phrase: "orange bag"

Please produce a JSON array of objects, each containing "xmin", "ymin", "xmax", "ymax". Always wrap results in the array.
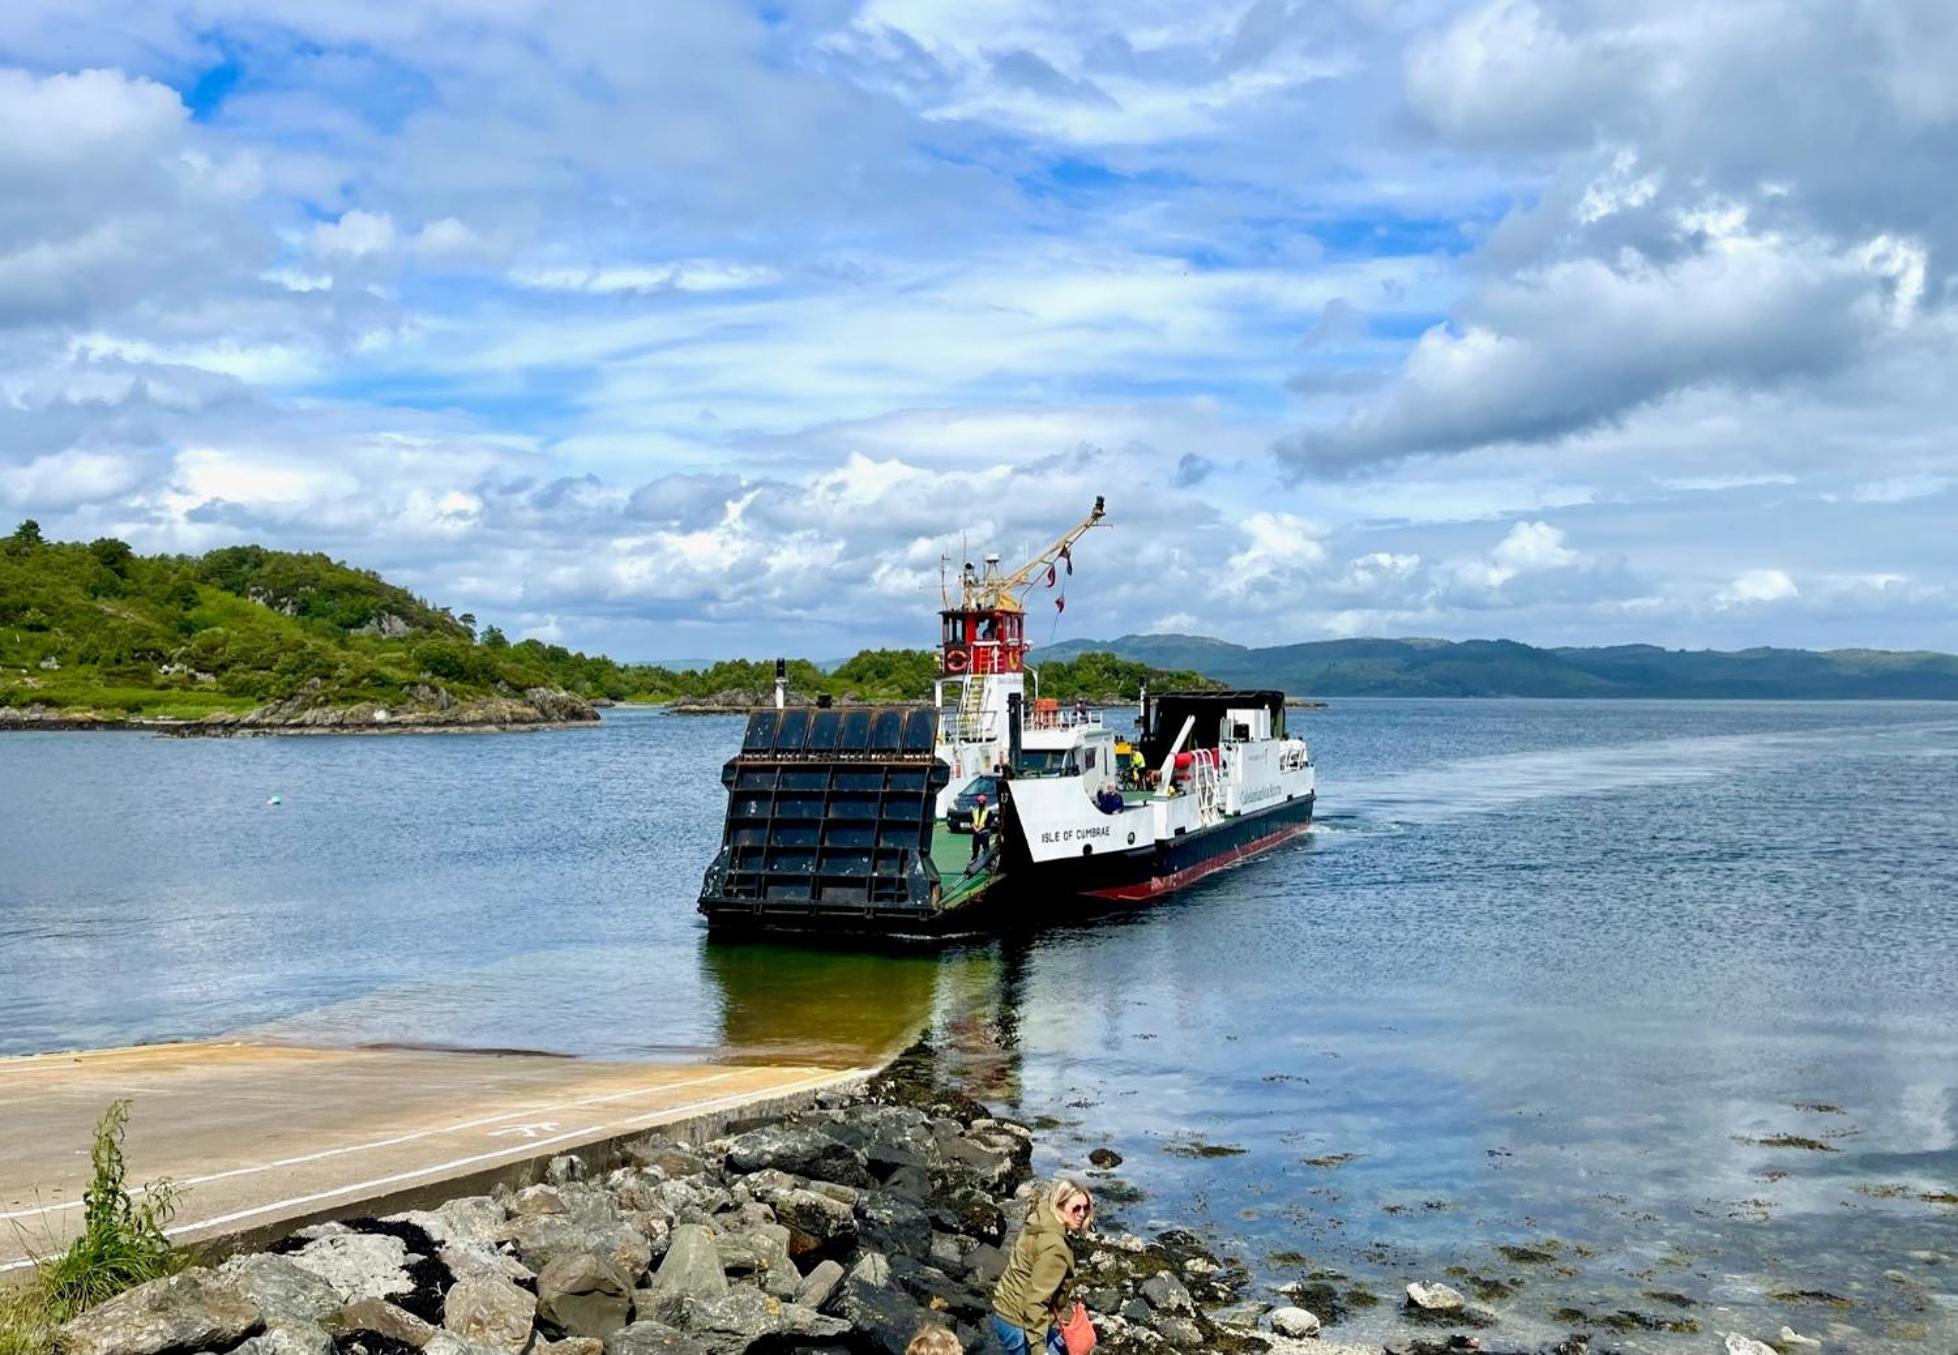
[{"xmin": 1060, "ymin": 1302, "xmax": 1098, "ymax": 1354}]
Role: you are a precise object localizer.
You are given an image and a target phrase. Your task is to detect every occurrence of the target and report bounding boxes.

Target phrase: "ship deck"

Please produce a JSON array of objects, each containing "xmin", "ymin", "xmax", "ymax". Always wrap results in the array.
[{"xmin": 929, "ymin": 826, "xmax": 997, "ymax": 910}]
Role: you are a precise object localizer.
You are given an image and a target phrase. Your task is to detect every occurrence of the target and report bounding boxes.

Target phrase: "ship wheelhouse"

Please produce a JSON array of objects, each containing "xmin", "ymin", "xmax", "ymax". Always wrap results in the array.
[{"xmin": 939, "ymin": 607, "xmax": 1027, "ymax": 676}]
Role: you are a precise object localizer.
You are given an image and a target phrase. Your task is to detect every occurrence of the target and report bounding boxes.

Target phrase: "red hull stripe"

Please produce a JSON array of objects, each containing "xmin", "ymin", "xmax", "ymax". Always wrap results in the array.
[{"xmin": 1077, "ymin": 820, "xmax": 1311, "ymax": 903}]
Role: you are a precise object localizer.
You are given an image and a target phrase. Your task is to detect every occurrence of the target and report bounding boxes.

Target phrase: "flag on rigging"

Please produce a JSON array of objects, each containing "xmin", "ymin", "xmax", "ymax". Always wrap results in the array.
[
  {"xmin": 1061, "ymin": 545, "xmax": 1073, "ymax": 576},
  {"xmin": 1045, "ymin": 563, "xmax": 1057, "ymax": 587},
  {"xmin": 1056, "ymin": 595, "xmax": 1066, "ymax": 613}
]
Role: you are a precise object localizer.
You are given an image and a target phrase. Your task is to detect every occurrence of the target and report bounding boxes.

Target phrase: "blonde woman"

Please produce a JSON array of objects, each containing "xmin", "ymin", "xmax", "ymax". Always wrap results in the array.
[{"xmin": 989, "ymin": 1179, "xmax": 1094, "ymax": 1354}]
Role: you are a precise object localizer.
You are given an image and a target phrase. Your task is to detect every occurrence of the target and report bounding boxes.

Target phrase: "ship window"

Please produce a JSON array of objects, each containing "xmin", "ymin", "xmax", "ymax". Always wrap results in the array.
[{"xmin": 1084, "ymin": 748, "xmax": 1097, "ymax": 770}]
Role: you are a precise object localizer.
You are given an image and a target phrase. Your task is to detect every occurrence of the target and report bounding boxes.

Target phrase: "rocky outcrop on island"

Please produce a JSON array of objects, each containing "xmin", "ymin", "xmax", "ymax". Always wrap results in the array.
[
  {"xmin": 177, "ymin": 682, "xmax": 599, "ymax": 735},
  {"xmin": 1, "ymin": 684, "xmax": 598, "ymax": 735}
]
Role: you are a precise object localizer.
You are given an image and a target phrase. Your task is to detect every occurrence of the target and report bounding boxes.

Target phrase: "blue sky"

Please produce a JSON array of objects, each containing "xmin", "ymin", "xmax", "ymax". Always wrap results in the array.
[{"xmin": 2, "ymin": 1, "xmax": 1955, "ymax": 657}]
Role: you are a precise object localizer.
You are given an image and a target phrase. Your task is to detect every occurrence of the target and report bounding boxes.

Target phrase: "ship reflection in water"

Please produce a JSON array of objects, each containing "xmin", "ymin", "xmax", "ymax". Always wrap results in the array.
[{"xmin": 700, "ymin": 940, "xmax": 1028, "ymax": 1106}]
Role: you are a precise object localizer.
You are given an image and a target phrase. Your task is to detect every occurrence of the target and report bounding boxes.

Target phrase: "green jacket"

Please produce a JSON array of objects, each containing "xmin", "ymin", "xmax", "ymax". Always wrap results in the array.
[{"xmin": 992, "ymin": 1209, "xmax": 1075, "ymax": 1332}]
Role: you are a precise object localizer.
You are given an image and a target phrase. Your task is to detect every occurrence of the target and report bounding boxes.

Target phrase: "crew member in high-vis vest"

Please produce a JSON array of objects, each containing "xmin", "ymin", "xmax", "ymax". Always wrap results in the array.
[{"xmin": 970, "ymin": 793, "xmax": 993, "ymax": 862}]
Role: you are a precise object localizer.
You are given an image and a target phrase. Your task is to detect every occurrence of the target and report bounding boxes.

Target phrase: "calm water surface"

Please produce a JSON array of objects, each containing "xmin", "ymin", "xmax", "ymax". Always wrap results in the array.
[{"xmin": 4, "ymin": 700, "xmax": 1956, "ymax": 1350}]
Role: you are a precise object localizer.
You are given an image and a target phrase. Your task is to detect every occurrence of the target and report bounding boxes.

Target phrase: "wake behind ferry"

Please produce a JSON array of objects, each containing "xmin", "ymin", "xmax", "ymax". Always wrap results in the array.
[{"xmin": 697, "ymin": 498, "xmax": 1315, "ymax": 935}]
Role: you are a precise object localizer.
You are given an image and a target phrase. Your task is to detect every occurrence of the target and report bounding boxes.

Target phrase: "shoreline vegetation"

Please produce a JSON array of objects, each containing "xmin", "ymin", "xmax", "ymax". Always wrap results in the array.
[{"xmin": 0, "ymin": 525, "xmax": 1215, "ymax": 734}]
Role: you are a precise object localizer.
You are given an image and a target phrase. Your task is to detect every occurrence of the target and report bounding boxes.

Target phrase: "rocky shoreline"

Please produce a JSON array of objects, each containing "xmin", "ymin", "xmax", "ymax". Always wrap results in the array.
[
  {"xmin": 0, "ymin": 688, "xmax": 598, "ymax": 736},
  {"xmin": 49, "ymin": 1045, "xmax": 1809, "ymax": 1355}
]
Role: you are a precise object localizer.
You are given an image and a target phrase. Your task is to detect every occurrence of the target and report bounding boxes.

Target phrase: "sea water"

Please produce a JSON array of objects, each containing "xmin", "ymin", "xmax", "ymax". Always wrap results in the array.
[{"xmin": 3, "ymin": 700, "xmax": 1955, "ymax": 1349}]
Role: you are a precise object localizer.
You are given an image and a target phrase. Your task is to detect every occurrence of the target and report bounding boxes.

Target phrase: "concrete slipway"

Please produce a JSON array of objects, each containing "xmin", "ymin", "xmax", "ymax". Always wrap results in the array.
[{"xmin": 0, "ymin": 1041, "xmax": 870, "ymax": 1276}]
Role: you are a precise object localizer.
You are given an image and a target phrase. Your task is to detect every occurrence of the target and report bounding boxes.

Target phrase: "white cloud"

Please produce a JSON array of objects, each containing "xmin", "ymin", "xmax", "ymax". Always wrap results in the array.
[
  {"xmin": 311, "ymin": 210, "xmax": 397, "ymax": 260},
  {"xmin": 1279, "ymin": 227, "xmax": 1896, "ymax": 472},
  {"xmin": 0, "ymin": 449, "xmax": 143, "ymax": 509},
  {"xmin": 1715, "ymin": 568, "xmax": 1799, "ymax": 607},
  {"xmin": 511, "ymin": 261, "xmax": 779, "ymax": 295},
  {"xmin": 1222, "ymin": 511, "xmax": 1330, "ymax": 596}
]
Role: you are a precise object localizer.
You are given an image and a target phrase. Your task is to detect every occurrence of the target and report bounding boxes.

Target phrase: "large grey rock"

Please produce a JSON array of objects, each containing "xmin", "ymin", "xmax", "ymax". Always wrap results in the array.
[
  {"xmin": 834, "ymin": 1273, "xmax": 933, "ymax": 1355},
  {"xmin": 219, "ymin": 1253, "xmax": 341, "ymax": 1329},
  {"xmin": 1140, "ymin": 1271, "xmax": 1194, "ymax": 1315},
  {"xmin": 505, "ymin": 1213, "xmax": 654, "ymax": 1282},
  {"xmin": 538, "ymin": 1252, "xmax": 635, "ymax": 1339},
  {"xmin": 59, "ymin": 1270, "xmax": 263, "ymax": 1355},
  {"xmin": 534, "ymin": 1340, "xmax": 604, "ymax": 1355},
  {"xmin": 939, "ymin": 1136, "xmax": 1016, "ymax": 1191},
  {"xmin": 229, "ymin": 1324, "xmax": 334, "ymax": 1355},
  {"xmin": 675, "ymin": 1287, "xmax": 849, "ymax": 1355},
  {"xmin": 857, "ymin": 1192, "xmax": 932, "ymax": 1260},
  {"xmin": 961, "ymin": 1242, "xmax": 1008, "ymax": 1288},
  {"xmin": 638, "ymin": 1224, "xmax": 729, "ymax": 1324},
  {"xmin": 886, "ymin": 1256, "xmax": 984, "ymax": 1325},
  {"xmin": 422, "ymin": 1336, "xmax": 511, "ymax": 1355},
  {"xmin": 723, "ymin": 1124, "xmax": 871, "ymax": 1187},
  {"xmin": 325, "ymin": 1298, "xmax": 438, "ymax": 1348},
  {"xmin": 286, "ymin": 1232, "xmax": 414, "ymax": 1303},
  {"xmin": 1270, "ymin": 1306, "xmax": 1321, "ymax": 1338},
  {"xmin": 443, "ymin": 1272, "xmax": 537, "ymax": 1352},
  {"xmin": 624, "ymin": 1139, "xmax": 710, "ymax": 1180},
  {"xmin": 1155, "ymin": 1315, "xmax": 1203, "ymax": 1348},
  {"xmin": 793, "ymin": 1259, "xmax": 846, "ymax": 1312},
  {"xmin": 848, "ymin": 1251, "xmax": 892, "ymax": 1288},
  {"xmin": 715, "ymin": 1224, "xmax": 798, "ymax": 1300},
  {"xmin": 1405, "ymin": 1281, "xmax": 1466, "ymax": 1312},
  {"xmin": 611, "ymin": 1170, "xmax": 676, "ymax": 1217},
  {"xmin": 390, "ymin": 1198, "xmax": 508, "ymax": 1248},
  {"xmin": 760, "ymin": 1187, "xmax": 856, "ymax": 1259},
  {"xmin": 604, "ymin": 1320, "xmax": 711, "ymax": 1355},
  {"xmin": 928, "ymin": 1182, "xmax": 1004, "ymax": 1244},
  {"xmin": 515, "ymin": 1184, "xmax": 570, "ymax": 1216}
]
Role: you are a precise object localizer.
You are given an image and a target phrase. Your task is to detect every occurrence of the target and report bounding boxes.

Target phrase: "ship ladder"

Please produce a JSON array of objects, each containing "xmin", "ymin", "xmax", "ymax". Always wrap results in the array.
[
  {"xmin": 953, "ymin": 671, "xmax": 989, "ymax": 744},
  {"xmin": 1192, "ymin": 749, "xmax": 1225, "ymax": 822}
]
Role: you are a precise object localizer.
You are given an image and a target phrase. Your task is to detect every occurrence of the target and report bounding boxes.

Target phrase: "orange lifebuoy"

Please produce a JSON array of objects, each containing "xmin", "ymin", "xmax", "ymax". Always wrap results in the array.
[
  {"xmin": 943, "ymin": 648, "xmax": 970, "ymax": 674},
  {"xmin": 1003, "ymin": 648, "xmax": 1023, "ymax": 672}
]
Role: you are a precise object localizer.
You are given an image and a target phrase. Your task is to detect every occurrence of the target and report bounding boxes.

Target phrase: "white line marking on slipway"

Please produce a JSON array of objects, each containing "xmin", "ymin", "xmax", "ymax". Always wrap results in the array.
[
  {"xmin": 0, "ymin": 1068, "xmax": 751, "ymax": 1222},
  {"xmin": 0, "ymin": 1067, "xmax": 866, "ymax": 1273}
]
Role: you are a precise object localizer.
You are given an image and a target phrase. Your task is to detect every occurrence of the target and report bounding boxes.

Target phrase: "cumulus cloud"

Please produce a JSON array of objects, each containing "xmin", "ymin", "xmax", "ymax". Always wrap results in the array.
[
  {"xmin": 1279, "ymin": 224, "xmax": 1903, "ymax": 473},
  {"xmin": 1280, "ymin": 0, "xmax": 1958, "ymax": 488},
  {"xmin": 1716, "ymin": 568, "xmax": 1799, "ymax": 608}
]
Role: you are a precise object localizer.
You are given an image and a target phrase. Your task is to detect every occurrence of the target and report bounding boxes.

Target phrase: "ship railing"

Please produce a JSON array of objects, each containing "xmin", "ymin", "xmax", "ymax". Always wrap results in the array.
[
  {"xmin": 939, "ymin": 707, "xmax": 997, "ymax": 744},
  {"xmin": 1026, "ymin": 706, "xmax": 1102, "ymax": 731}
]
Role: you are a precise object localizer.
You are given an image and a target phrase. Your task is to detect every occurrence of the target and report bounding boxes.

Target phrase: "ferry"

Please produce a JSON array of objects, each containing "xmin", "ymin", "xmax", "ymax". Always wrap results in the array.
[{"xmin": 696, "ymin": 498, "xmax": 1315, "ymax": 935}]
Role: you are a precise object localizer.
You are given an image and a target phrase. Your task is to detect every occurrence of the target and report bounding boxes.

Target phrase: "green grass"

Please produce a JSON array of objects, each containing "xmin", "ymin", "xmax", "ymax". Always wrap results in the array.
[{"xmin": 1, "ymin": 1101, "xmax": 186, "ymax": 1355}]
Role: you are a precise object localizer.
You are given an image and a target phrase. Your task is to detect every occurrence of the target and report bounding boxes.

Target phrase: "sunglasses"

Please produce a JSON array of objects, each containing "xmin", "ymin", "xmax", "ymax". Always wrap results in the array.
[{"xmin": 1062, "ymin": 1200, "xmax": 1090, "ymax": 1216}]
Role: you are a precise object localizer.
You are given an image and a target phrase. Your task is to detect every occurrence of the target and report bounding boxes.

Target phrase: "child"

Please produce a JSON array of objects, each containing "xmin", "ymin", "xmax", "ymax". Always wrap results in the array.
[{"xmin": 907, "ymin": 1326, "xmax": 963, "ymax": 1355}]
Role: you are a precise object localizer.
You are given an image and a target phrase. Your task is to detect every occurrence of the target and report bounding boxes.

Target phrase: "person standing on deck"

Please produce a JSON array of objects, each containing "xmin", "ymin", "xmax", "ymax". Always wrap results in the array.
[{"xmin": 970, "ymin": 793, "xmax": 993, "ymax": 864}]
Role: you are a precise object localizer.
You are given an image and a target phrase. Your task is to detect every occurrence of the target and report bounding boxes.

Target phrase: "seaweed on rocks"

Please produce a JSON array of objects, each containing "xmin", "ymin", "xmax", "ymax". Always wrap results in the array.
[{"xmin": 338, "ymin": 1217, "xmax": 452, "ymax": 1325}]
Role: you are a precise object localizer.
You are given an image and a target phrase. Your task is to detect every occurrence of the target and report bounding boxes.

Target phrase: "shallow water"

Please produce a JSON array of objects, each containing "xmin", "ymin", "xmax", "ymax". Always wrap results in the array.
[{"xmin": 4, "ymin": 700, "xmax": 1956, "ymax": 1349}]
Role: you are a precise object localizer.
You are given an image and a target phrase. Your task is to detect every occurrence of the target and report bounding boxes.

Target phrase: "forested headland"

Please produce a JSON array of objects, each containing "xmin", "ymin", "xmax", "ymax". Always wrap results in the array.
[{"xmin": 0, "ymin": 524, "xmax": 1210, "ymax": 726}]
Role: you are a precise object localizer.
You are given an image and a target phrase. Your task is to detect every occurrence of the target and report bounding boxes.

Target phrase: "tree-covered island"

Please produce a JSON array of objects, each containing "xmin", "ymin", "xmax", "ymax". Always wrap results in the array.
[{"xmin": 0, "ymin": 524, "xmax": 1213, "ymax": 730}]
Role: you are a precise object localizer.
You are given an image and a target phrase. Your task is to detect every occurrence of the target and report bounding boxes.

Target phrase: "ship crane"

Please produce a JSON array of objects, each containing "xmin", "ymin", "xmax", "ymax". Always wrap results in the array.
[
  {"xmin": 938, "ymin": 497, "xmax": 1105, "ymax": 678},
  {"xmin": 965, "ymin": 494, "xmax": 1106, "ymax": 612}
]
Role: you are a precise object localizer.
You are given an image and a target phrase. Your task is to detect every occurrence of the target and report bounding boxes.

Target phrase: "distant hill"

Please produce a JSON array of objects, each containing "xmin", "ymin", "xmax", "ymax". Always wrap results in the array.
[{"xmin": 1035, "ymin": 633, "xmax": 1958, "ymax": 700}]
